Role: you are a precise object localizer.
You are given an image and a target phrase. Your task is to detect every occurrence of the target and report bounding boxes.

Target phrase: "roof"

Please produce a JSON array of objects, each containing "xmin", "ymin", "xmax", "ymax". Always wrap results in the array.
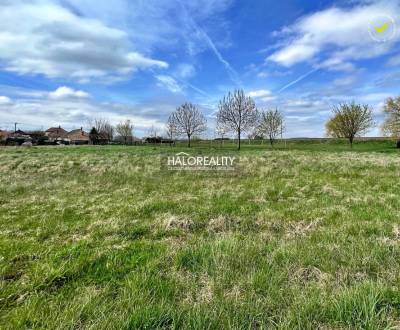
[
  {"xmin": 0, "ymin": 130, "xmax": 10, "ymax": 139},
  {"xmin": 67, "ymin": 129, "xmax": 90, "ymax": 141},
  {"xmin": 9, "ymin": 130, "xmax": 31, "ymax": 138},
  {"xmin": 45, "ymin": 127, "xmax": 67, "ymax": 138}
]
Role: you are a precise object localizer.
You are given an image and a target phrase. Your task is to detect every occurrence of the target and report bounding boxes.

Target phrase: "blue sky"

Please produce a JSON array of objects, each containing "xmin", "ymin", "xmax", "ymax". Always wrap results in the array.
[{"xmin": 0, "ymin": 0, "xmax": 399, "ymax": 137}]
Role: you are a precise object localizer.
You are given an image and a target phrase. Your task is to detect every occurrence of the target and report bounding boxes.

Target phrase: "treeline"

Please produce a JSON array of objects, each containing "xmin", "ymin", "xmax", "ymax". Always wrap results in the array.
[
  {"xmin": 166, "ymin": 89, "xmax": 400, "ymax": 150},
  {"xmin": 2, "ymin": 90, "xmax": 399, "ymax": 149}
]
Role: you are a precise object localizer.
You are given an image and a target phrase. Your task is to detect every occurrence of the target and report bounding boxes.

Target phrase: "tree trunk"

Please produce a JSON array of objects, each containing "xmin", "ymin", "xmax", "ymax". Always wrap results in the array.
[
  {"xmin": 349, "ymin": 137, "xmax": 353, "ymax": 148},
  {"xmin": 397, "ymin": 140, "xmax": 400, "ymax": 148},
  {"xmin": 188, "ymin": 135, "xmax": 191, "ymax": 148},
  {"xmin": 238, "ymin": 129, "xmax": 241, "ymax": 150}
]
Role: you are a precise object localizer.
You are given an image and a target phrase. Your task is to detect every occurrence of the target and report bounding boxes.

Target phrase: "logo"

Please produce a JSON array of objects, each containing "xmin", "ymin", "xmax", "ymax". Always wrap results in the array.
[
  {"xmin": 161, "ymin": 152, "xmax": 237, "ymax": 171},
  {"xmin": 368, "ymin": 15, "xmax": 396, "ymax": 42}
]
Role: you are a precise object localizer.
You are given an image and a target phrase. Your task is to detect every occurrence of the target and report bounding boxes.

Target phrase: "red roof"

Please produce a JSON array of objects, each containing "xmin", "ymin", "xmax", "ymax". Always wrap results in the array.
[{"xmin": 45, "ymin": 127, "xmax": 67, "ymax": 138}]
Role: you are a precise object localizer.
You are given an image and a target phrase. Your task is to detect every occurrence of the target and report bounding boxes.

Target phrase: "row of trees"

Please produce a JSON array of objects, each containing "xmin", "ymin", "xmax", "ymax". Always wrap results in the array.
[
  {"xmin": 167, "ymin": 90, "xmax": 284, "ymax": 149},
  {"xmin": 166, "ymin": 89, "xmax": 400, "ymax": 149},
  {"xmin": 89, "ymin": 118, "xmax": 134, "ymax": 144},
  {"xmin": 72, "ymin": 90, "xmax": 399, "ymax": 149}
]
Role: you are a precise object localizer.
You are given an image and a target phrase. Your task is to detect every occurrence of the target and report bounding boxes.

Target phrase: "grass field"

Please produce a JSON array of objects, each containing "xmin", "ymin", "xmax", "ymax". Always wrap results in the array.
[{"xmin": 1, "ymin": 140, "xmax": 400, "ymax": 329}]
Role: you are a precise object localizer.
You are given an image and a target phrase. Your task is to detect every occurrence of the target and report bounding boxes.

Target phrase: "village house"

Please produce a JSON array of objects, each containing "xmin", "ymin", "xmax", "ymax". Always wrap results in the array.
[
  {"xmin": 0, "ymin": 130, "xmax": 10, "ymax": 145},
  {"xmin": 0, "ymin": 130, "xmax": 9, "ymax": 141},
  {"xmin": 67, "ymin": 128, "xmax": 90, "ymax": 145},
  {"xmin": 45, "ymin": 126, "xmax": 68, "ymax": 143}
]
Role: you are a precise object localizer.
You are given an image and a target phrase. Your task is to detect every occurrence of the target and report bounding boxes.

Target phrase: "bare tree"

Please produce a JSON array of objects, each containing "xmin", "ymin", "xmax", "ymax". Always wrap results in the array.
[
  {"xmin": 169, "ymin": 103, "xmax": 207, "ymax": 147},
  {"xmin": 257, "ymin": 109, "xmax": 284, "ymax": 147},
  {"xmin": 147, "ymin": 125, "xmax": 158, "ymax": 138},
  {"xmin": 217, "ymin": 89, "xmax": 258, "ymax": 150},
  {"xmin": 93, "ymin": 118, "xmax": 114, "ymax": 143},
  {"xmin": 116, "ymin": 120, "xmax": 134, "ymax": 145},
  {"xmin": 381, "ymin": 96, "xmax": 400, "ymax": 148},
  {"xmin": 166, "ymin": 115, "xmax": 177, "ymax": 141},
  {"xmin": 215, "ymin": 122, "xmax": 229, "ymax": 147},
  {"xmin": 326, "ymin": 102, "xmax": 374, "ymax": 148}
]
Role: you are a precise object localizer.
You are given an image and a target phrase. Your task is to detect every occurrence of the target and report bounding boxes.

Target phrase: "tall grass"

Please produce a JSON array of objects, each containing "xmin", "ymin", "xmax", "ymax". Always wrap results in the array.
[{"xmin": 0, "ymin": 143, "xmax": 399, "ymax": 328}]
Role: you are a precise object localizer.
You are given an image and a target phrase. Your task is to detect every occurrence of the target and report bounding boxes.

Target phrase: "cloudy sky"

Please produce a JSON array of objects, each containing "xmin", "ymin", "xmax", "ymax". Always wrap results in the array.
[{"xmin": 0, "ymin": 0, "xmax": 399, "ymax": 137}]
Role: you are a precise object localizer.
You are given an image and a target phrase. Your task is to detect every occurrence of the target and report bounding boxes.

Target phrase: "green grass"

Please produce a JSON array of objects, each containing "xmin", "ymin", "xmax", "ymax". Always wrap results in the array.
[{"xmin": 1, "ymin": 141, "xmax": 400, "ymax": 329}]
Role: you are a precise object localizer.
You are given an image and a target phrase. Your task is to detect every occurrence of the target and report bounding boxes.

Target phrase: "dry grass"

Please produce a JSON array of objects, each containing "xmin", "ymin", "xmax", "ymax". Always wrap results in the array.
[{"xmin": 0, "ymin": 143, "xmax": 399, "ymax": 329}]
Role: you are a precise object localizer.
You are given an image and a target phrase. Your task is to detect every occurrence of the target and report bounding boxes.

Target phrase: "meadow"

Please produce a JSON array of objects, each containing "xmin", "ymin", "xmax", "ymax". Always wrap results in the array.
[{"xmin": 0, "ymin": 140, "xmax": 400, "ymax": 329}]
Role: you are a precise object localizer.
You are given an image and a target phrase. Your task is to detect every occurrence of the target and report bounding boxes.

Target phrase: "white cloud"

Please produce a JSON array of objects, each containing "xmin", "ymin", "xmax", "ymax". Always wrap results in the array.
[
  {"xmin": 0, "ymin": 96, "xmax": 12, "ymax": 105},
  {"xmin": 174, "ymin": 64, "xmax": 196, "ymax": 79},
  {"xmin": 269, "ymin": 44, "xmax": 318, "ymax": 67},
  {"xmin": 268, "ymin": 1, "xmax": 400, "ymax": 69},
  {"xmin": 285, "ymin": 99, "xmax": 323, "ymax": 108},
  {"xmin": 0, "ymin": 0, "xmax": 168, "ymax": 82},
  {"xmin": 0, "ymin": 91, "xmax": 169, "ymax": 135},
  {"xmin": 333, "ymin": 75, "xmax": 359, "ymax": 87},
  {"xmin": 248, "ymin": 89, "xmax": 276, "ymax": 102},
  {"xmin": 248, "ymin": 89, "xmax": 272, "ymax": 98},
  {"xmin": 257, "ymin": 71, "xmax": 269, "ymax": 78},
  {"xmin": 62, "ymin": 0, "xmax": 233, "ymax": 72},
  {"xmin": 49, "ymin": 87, "xmax": 90, "ymax": 100},
  {"xmin": 155, "ymin": 75, "xmax": 183, "ymax": 93},
  {"xmin": 387, "ymin": 54, "xmax": 400, "ymax": 66},
  {"xmin": 318, "ymin": 58, "xmax": 355, "ymax": 72}
]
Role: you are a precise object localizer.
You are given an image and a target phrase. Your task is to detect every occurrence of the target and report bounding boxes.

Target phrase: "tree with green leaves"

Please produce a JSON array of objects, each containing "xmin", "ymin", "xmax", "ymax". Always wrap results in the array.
[
  {"xmin": 381, "ymin": 97, "xmax": 400, "ymax": 148},
  {"xmin": 325, "ymin": 102, "xmax": 374, "ymax": 148},
  {"xmin": 89, "ymin": 127, "xmax": 99, "ymax": 145},
  {"xmin": 257, "ymin": 109, "xmax": 284, "ymax": 147}
]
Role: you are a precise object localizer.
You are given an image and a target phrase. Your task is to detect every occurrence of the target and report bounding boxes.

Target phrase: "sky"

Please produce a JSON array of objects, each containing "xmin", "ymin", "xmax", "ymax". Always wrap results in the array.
[{"xmin": 0, "ymin": 0, "xmax": 399, "ymax": 137}]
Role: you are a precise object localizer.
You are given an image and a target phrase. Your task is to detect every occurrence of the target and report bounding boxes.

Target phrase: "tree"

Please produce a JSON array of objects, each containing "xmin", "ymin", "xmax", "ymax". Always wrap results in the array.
[
  {"xmin": 89, "ymin": 127, "xmax": 99, "ymax": 145},
  {"xmin": 169, "ymin": 103, "xmax": 207, "ymax": 147},
  {"xmin": 325, "ymin": 102, "xmax": 374, "ymax": 148},
  {"xmin": 147, "ymin": 125, "xmax": 158, "ymax": 138},
  {"xmin": 381, "ymin": 97, "xmax": 400, "ymax": 148},
  {"xmin": 257, "ymin": 109, "xmax": 284, "ymax": 147},
  {"xmin": 116, "ymin": 120, "xmax": 133, "ymax": 145},
  {"xmin": 215, "ymin": 122, "xmax": 229, "ymax": 147},
  {"xmin": 166, "ymin": 115, "xmax": 177, "ymax": 142},
  {"xmin": 217, "ymin": 89, "xmax": 258, "ymax": 150},
  {"xmin": 92, "ymin": 118, "xmax": 114, "ymax": 143}
]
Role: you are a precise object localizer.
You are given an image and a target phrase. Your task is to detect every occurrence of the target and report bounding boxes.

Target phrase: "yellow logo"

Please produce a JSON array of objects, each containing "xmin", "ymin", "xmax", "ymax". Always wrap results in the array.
[
  {"xmin": 374, "ymin": 22, "xmax": 389, "ymax": 34},
  {"xmin": 369, "ymin": 15, "xmax": 396, "ymax": 42}
]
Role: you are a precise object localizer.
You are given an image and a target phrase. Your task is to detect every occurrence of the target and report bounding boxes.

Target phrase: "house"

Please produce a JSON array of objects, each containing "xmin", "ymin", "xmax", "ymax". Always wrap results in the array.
[
  {"xmin": 0, "ymin": 130, "xmax": 9, "ymax": 141},
  {"xmin": 4, "ymin": 130, "xmax": 32, "ymax": 145},
  {"xmin": 67, "ymin": 128, "xmax": 90, "ymax": 145},
  {"xmin": 0, "ymin": 130, "xmax": 10, "ymax": 145},
  {"xmin": 45, "ymin": 126, "xmax": 68, "ymax": 142}
]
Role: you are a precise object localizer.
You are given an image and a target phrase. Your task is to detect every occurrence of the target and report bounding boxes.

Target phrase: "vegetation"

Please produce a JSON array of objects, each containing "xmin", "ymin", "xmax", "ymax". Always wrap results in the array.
[
  {"xmin": 89, "ymin": 127, "xmax": 99, "ymax": 145},
  {"xmin": 1, "ymin": 141, "xmax": 399, "ymax": 329},
  {"xmin": 116, "ymin": 120, "xmax": 134, "ymax": 145},
  {"xmin": 92, "ymin": 118, "xmax": 114, "ymax": 142},
  {"xmin": 326, "ymin": 102, "xmax": 375, "ymax": 148},
  {"xmin": 217, "ymin": 89, "xmax": 259, "ymax": 150},
  {"xmin": 257, "ymin": 109, "xmax": 284, "ymax": 147},
  {"xmin": 169, "ymin": 103, "xmax": 207, "ymax": 148},
  {"xmin": 382, "ymin": 97, "xmax": 400, "ymax": 148}
]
